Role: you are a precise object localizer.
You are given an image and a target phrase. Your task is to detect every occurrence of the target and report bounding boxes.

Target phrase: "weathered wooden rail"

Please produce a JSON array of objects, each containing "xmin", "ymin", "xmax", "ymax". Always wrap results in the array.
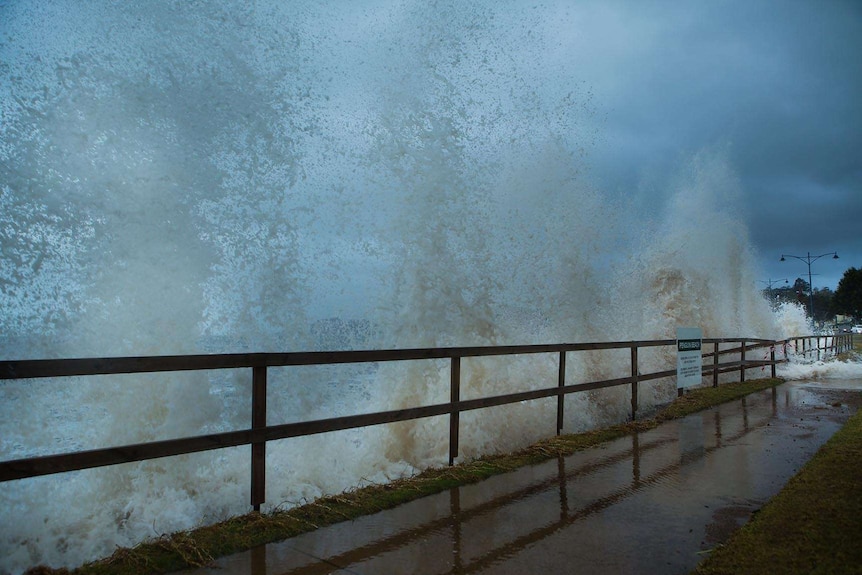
[{"xmin": 0, "ymin": 334, "xmax": 851, "ymax": 511}]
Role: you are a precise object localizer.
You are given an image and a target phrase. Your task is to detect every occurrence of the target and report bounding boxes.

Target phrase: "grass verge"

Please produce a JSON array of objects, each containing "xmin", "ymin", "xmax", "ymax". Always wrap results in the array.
[
  {"xmin": 692, "ymin": 405, "xmax": 862, "ymax": 575},
  {"xmin": 29, "ymin": 378, "xmax": 783, "ymax": 575}
]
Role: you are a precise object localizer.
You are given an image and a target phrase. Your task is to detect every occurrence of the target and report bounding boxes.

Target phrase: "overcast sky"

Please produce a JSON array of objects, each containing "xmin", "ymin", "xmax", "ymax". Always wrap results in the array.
[{"xmin": 568, "ymin": 0, "xmax": 861, "ymax": 291}]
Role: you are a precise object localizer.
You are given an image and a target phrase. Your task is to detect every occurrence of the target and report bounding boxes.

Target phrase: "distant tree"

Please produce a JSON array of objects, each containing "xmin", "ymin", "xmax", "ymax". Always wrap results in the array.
[
  {"xmin": 792, "ymin": 277, "xmax": 810, "ymax": 296},
  {"xmin": 811, "ymin": 287, "xmax": 834, "ymax": 323},
  {"xmin": 783, "ymin": 277, "xmax": 810, "ymax": 309},
  {"xmin": 771, "ymin": 278, "xmax": 835, "ymax": 322},
  {"xmin": 771, "ymin": 280, "xmax": 802, "ymax": 307},
  {"xmin": 834, "ymin": 267, "xmax": 862, "ymax": 319}
]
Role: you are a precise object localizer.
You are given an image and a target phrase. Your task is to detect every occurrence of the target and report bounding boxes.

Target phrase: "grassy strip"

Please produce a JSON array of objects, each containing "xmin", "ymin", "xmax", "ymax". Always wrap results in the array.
[
  {"xmin": 693, "ymin": 406, "xmax": 862, "ymax": 575},
  {"xmin": 29, "ymin": 378, "xmax": 783, "ymax": 575}
]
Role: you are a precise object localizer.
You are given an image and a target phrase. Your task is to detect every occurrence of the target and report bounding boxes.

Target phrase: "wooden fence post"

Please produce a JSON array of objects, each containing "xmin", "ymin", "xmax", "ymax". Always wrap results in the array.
[
  {"xmin": 713, "ymin": 342, "xmax": 719, "ymax": 388},
  {"xmin": 557, "ymin": 351, "xmax": 566, "ymax": 434},
  {"xmin": 251, "ymin": 366, "xmax": 267, "ymax": 511},
  {"xmin": 449, "ymin": 357, "xmax": 460, "ymax": 466},
  {"xmin": 630, "ymin": 346, "xmax": 638, "ymax": 421},
  {"xmin": 770, "ymin": 345, "xmax": 776, "ymax": 378},
  {"xmin": 739, "ymin": 340, "xmax": 746, "ymax": 382}
]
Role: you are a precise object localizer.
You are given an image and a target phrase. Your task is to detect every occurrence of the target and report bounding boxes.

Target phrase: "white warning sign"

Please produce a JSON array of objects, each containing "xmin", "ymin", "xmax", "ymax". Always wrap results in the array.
[{"xmin": 676, "ymin": 327, "xmax": 702, "ymax": 389}]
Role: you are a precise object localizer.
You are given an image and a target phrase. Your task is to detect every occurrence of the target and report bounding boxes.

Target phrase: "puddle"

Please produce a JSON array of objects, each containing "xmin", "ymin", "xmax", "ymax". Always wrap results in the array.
[{"xmin": 180, "ymin": 381, "xmax": 861, "ymax": 575}]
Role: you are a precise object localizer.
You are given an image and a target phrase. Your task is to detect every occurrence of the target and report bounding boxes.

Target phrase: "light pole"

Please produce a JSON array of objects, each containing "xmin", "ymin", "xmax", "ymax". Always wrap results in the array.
[{"xmin": 779, "ymin": 251, "xmax": 839, "ymax": 320}]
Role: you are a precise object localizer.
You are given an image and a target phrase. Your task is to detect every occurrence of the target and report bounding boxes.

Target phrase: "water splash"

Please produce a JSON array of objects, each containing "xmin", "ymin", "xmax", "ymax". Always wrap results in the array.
[
  {"xmin": 778, "ymin": 354, "xmax": 862, "ymax": 381},
  {"xmin": 0, "ymin": 3, "xmax": 852, "ymax": 572}
]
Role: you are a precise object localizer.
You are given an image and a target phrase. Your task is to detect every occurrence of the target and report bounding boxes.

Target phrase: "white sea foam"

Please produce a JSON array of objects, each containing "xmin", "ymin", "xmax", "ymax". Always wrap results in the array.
[
  {"xmin": 1, "ymin": 3, "xmax": 858, "ymax": 573},
  {"xmin": 778, "ymin": 359, "xmax": 862, "ymax": 382}
]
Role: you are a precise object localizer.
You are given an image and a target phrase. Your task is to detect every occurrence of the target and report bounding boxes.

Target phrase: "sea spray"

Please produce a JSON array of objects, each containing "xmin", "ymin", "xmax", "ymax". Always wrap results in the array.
[{"xmin": 0, "ymin": 3, "xmax": 846, "ymax": 573}]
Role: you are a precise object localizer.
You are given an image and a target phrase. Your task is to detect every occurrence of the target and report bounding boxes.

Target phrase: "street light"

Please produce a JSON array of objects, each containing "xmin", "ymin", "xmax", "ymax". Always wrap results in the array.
[{"xmin": 779, "ymin": 251, "xmax": 839, "ymax": 320}]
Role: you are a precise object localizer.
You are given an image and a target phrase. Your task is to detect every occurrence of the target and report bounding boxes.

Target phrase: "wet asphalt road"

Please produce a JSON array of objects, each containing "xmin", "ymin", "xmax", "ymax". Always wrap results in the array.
[{"xmin": 182, "ymin": 380, "xmax": 861, "ymax": 575}]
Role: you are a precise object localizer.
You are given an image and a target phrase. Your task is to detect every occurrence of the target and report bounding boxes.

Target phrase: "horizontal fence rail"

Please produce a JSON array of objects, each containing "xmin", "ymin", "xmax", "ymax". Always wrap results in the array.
[{"xmin": 0, "ymin": 334, "xmax": 852, "ymax": 511}]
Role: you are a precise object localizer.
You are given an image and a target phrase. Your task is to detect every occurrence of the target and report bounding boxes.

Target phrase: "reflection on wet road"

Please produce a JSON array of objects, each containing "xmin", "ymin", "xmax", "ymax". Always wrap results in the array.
[{"xmin": 185, "ymin": 381, "xmax": 861, "ymax": 575}]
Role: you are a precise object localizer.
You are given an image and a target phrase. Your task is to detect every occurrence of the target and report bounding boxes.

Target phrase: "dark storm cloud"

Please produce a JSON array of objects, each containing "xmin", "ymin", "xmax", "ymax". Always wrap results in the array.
[{"xmin": 572, "ymin": 0, "xmax": 862, "ymax": 290}]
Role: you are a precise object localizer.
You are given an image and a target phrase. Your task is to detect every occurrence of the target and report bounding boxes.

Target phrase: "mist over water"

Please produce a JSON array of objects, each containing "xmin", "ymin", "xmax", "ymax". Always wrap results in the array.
[{"xmin": 1, "ymin": 3, "xmax": 858, "ymax": 572}]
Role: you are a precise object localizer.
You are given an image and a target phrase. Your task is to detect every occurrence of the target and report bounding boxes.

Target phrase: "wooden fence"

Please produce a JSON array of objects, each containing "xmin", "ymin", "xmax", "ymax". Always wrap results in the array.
[{"xmin": 0, "ymin": 334, "xmax": 852, "ymax": 511}]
